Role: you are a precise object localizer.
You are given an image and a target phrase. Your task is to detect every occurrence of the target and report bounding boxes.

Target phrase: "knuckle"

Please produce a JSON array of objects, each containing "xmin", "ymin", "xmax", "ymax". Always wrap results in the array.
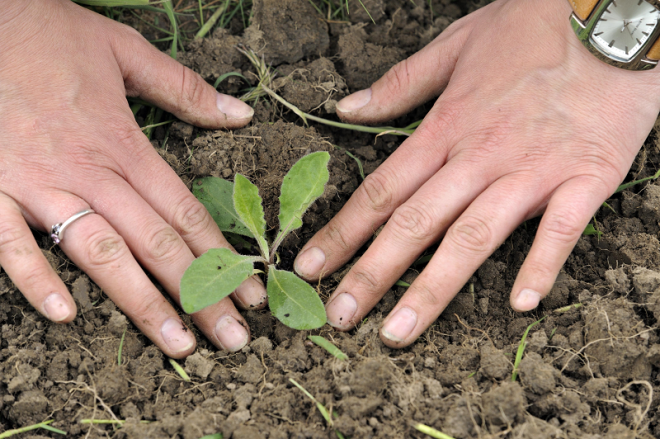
[
  {"xmin": 351, "ymin": 264, "xmax": 382, "ymax": 292},
  {"xmin": 21, "ymin": 263, "xmax": 55, "ymax": 291},
  {"xmin": 179, "ymin": 66, "xmax": 206, "ymax": 115},
  {"xmin": 173, "ymin": 200, "xmax": 212, "ymax": 239},
  {"xmin": 358, "ymin": 171, "xmax": 395, "ymax": 214},
  {"xmin": 390, "ymin": 203, "xmax": 437, "ymax": 243},
  {"xmin": 542, "ymin": 211, "xmax": 584, "ymax": 246},
  {"xmin": 130, "ymin": 294, "xmax": 169, "ymax": 323},
  {"xmin": 115, "ymin": 124, "xmax": 149, "ymax": 154},
  {"xmin": 447, "ymin": 215, "xmax": 494, "ymax": 256},
  {"xmin": 383, "ymin": 59, "xmax": 412, "ymax": 97},
  {"xmin": 85, "ymin": 231, "xmax": 128, "ymax": 268},
  {"xmin": 0, "ymin": 223, "xmax": 23, "ymax": 256},
  {"xmin": 145, "ymin": 226, "xmax": 184, "ymax": 263},
  {"xmin": 323, "ymin": 222, "xmax": 351, "ymax": 253},
  {"xmin": 410, "ymin": 282, "xmax": 441, "ymax": 309}
]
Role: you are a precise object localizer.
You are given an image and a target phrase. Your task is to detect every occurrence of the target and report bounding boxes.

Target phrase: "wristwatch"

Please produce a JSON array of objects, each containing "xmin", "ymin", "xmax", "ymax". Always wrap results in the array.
[{"xmin": 570, "ymin": 0, "xmax": 660, "ymax": 70}]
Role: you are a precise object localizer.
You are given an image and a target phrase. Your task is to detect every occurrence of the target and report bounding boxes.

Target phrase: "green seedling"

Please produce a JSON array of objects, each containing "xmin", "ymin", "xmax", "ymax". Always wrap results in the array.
[
  {"xmin": 308, "ymin": 335, "xmax": 348, "ymax": 361},
  {"xmin": 511, "ymin": 316, "xmax": 546, "ymax": 382},
  {"xmin": 169, "ymin": 358, "xmax": 191, "ymax": 382},
  {"xmin": 0, "ymin": 420, "xmax": 66, "ymax": 438},
  {"xmin": 199, "ymin": 435, "xmax": 222, "ymax": 439},
  {"xmin": 237, "ymin": 46, "xmax": 420, "ymax": 136},
  {"xmin": 554, "ymin": 303, "xmax": 582, "ymax": 314},
  {"xmin": 180, "ymin": 152, "xmax": 330, "ymax": 330},
  {"xmin": 414, "ymin": 423, "xmax": 455, "ymax": 439},
  {"xmin": 118, "ymin": 327, "xmax": 127, "ymax": 365},
  {"xmin": 289, "ymin": 378, "xmax": 346, "ymax": 439}
]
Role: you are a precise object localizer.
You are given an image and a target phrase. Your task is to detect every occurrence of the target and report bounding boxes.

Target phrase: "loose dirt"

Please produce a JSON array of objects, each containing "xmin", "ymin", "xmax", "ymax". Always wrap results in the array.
[{"xmin": 2, "ymin": 0, "xmax": 660, "ymax": 437}]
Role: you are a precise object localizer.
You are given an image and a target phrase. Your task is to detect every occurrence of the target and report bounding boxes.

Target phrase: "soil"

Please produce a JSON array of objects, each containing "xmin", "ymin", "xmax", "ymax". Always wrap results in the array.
[{"xmin": 3, "ymin": 0, "xmax": 660, "ymax": 438}]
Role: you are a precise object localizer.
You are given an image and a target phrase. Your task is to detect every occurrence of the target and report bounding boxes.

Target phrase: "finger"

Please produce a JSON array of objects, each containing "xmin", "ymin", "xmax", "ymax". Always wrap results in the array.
[
  {"xmin": 510, "ymin": 177, "xmax": 610, "ymax": 312},
  {"xmin": 0, "ymin": 193, "xmax": 76, "ymax": 323},
  {"xmin": 379, "ymin": 176, "xmax": 538, "ymax": 348},
  {"xmin": 335, "ymin": 9, "xmax": 481, "ymax": 124},
  {"xmin": 293, "ymin": 117, "xmax": 459, "ymax": 282},
  {"xmin": 108, "ymin": 20, "xmax": 253, "ymax": 129},
  {"xmin": 42, "ymin": 200, "xmax": 197, "ymax": 358},
  {"xmin": 114, "ymin": 136, "xmax": 267, "ymax": 309},
  {"xmin": 324, "ymin": 159, "xmax": 491, "ymax": 330},
  {"xmin": 82, "ymin": 177, "xmax": 255, "ymax": 351}
]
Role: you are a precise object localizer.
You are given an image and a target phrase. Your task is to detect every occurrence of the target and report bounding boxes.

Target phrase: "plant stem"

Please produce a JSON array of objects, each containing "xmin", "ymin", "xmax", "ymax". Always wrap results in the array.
[
  {"xmin": 260, "ymin": 85, "xmax": 415, "ymax": 136},
  {"xmin": 195, "ymin": 0, "xmax": 230, "ymax": 38},
  {"xmin": 0, "ymin": 420, "xmax": 65, "ymax": 438}
]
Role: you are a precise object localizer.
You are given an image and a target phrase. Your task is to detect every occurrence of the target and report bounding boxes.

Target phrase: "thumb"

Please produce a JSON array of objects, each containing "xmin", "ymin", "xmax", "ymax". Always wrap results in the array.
[
  {"xmin": 110, "ymin": 24, "xmax": 253, "ymax": 130},
  {"xmin": 336, "ymin": 13, "xmax": 477, "ymax": 125}
]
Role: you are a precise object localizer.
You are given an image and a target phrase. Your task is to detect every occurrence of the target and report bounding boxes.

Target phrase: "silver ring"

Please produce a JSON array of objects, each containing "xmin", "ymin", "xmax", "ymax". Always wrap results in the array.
[{"xmin": 50, "ymin": 209, "xmax": 95, "ymax": 245}]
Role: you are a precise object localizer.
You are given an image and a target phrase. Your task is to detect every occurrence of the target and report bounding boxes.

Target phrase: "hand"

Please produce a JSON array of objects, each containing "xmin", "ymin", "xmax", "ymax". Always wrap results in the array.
[
  {"xmin": 0, "ymin": 0, "xmax": 266, "ymax": 357},
  {"xmin": 294, "ymin": 0, "xmax": 660, "ymax": 347}
]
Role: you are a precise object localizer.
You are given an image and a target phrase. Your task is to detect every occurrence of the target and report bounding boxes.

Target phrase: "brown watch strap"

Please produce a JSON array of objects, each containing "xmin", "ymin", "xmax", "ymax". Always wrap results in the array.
[
  {"xmin": 569, "ymin": 0, "xmax": 599, "ymax": 21},
  {"xmin": 648, "ymin": 37, "xmax": 660, "ymax": 60}
]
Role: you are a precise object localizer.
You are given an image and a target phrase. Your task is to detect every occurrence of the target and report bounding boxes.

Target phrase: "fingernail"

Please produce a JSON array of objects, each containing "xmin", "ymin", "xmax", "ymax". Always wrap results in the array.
[
  {"xmin": 235, "ymin": 277, "xmax": 267, "ymax": 309},
  {"xmin": 43, "ymin": 293, "xmax": 71, "ymax": 322},
  {"xmin": 514, "ymin": 288, "xmax": 541, "ymax": 311},
  {"xmin": 216, "ymin": 93, "xmax": 254, "ymax": 120},
  {"xmin": 336, "ymin": 88, "xmax": 372, "ymax": 113},
  {"xmin": 326, "ymin": 293, "xmax": 357, "ymax": 329},
  {"xmin": 215, "ymin": 315, "xmax": 249, "ymax": 352},
  {"xmin": 161, "ymin": 318, "xmax": 195, "ymax": 354},
  {"xmin": 294, "ymin": 247, "xmax": 326, "ymax": 279},
  {"xmin": 381, "ymin": 307, "xmax": 417, "ymax": 343}
]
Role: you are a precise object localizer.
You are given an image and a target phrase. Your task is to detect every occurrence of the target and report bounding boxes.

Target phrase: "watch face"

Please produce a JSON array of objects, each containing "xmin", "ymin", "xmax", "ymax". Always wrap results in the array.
[{"xmin": 590, "ymin": 0, "xmax": 660, "ymax": 62}]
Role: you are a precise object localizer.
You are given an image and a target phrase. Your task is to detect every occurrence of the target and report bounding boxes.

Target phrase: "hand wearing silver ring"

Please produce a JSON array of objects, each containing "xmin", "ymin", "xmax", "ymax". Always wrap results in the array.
[
  {"xmin": 50, "ymin": 210, "xmax": 95, "ymax": 245},
  {"xmin": 0, "ymin": 0, "xmax": 267, "ymax": 358}
]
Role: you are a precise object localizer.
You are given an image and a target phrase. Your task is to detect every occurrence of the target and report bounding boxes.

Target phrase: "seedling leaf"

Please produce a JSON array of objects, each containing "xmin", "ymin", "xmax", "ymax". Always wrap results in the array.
[
  {"xmin": 583, "ymin": 223, "xmax": 603, "ymax": 237},
  {"xmin": 414, "ymin": 423, "xmax": 456, "ymax": 439},
  {"xmin": 275, "ymin": 152, "xmax": 330, "ymax": 247},
  {"xmin": 511, "ymin": 316, "xmax": 546, "ymax": 381},
  {"xmin": 268, "ymin": 268, "xmax": 326, "ymax": 330},
  {"xmin": 180, "ymin": 248, "xmax": 255, "ymax": 314},
  {"xmin": 193, "ymin": 177, "xmax": 253, "ymax": 237},
  {"xmin": 233, "ymin": 174, "xmax": 269, "ymax": 258},
  {"xmin": 308, "ymin": 335, "xmax": 348, "ymax": 361},
  {"xmin": 169, "ymin": 358, "xmax": 191, "ymax": 382}
]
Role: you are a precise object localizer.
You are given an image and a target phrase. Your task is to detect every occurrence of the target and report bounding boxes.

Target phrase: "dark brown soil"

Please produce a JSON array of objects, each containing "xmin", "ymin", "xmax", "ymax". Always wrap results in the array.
[{"xmin": 3, "ymin": 0, "xmax": 660, "ymax": 438}]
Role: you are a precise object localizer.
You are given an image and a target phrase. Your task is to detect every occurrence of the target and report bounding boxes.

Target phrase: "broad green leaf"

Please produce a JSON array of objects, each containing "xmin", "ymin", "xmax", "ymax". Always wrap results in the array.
[
  {"xmin": 180, "ymin": 248, "xmax": 255, "ymax": 314},
  {"xmin": 308, "ymin": 336, "xmax": 348, "ymax": 361},
  {"xmin": 233, "ymin": 174, "xmax": 269, "ymax": 258},
  {"xmin": 583, "ymin": 224, "xmax": 603, "ymax": 237},
  {"xmin": 192, "ymin": 177, "xmax": 253, "ymax": 238},
  {"xmin": 267, "ymin": 268, "xmax": 326, "ymax": 330},
  {"xmin": 276, "ymin": 152, "xmax": 330, "ymax": 244}
]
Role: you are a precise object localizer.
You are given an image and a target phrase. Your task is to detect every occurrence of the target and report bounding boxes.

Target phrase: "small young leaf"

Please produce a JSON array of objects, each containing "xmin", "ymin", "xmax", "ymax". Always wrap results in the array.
[
  {"xmin": 276, "ymin": 152, "xmax": 330, "ymax": 244},
  {"xmin": 268, "ymin": 268, "xmax": 326, "ymax": 330},
  {"xmin": 180, "ymin": 248, "xmax": 255, "ymax": 314},
  {"xmin": 233, "ymin": 174, "xmax": 269, "ymax": 258},
  {"xmin": 308, "ymin": 335, "xmax": 348, "ymax": 361},
  {"xmin": 192, "ymin": 177, "xmax": 253, "ymax": 237}
]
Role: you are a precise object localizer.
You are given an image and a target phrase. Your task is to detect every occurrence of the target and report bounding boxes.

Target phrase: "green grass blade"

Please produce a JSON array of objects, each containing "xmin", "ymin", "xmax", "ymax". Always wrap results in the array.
[
  {"xmin": 193, "ymin": 177, "xmax": 253, "ymax": 237},
  {"xmin": 73, "ymin": 0, "xmax": 150, "ymax": 5},
  {"xmin": 233, "ymin": 174, "xmax": 269, "ymax": 259},
  {"xmin": 118, "ymin": 327, "xmax": 127, "ymax": 365},
  {"xmin": 414, "ymin": 423, "xmax": 455, "ymax": 439},
  {"xmin": 169, "ymin": 358, "xmax": 191, "ymax": 382},
  {"xmin": 308, "ymin": 336, "xmax": 348, "ymax": 361},
  {"xmin": 162, "ymin": 1, "xmax": 178, "ymax": 59},
  {"xmin": 199, "ymin": 435, "xmax": 223, "ymax": 439},
  {"xmin": 213, "ymin": 72, "xmax": 248, "ymax": 89},
  {"xmin": 195, "ymin": 0, "xmax": 230, "ymax": 38},
  {"xmin": 268, "ymin": 268, "xmax": 326, "ymax": 330},
  {"xmin": 344, "ymin": 150, "xmax": 365, "ymax": 180},
  {"xmin": 395, "ymin": 280, "xmax": 410, "ymax": 287},
  {"xmin": 0, "ymin": 420, "xmax": 66, "ymax": 438},
  {"xmin": 180, "ymin": 248, "xmax": 257, "ymax": 314},
  {"xmin": 615, "ymin": 167, "xmax": 660, "ymax": 193},
  {"xmin": 511, "ymin": 316, "xmax": 546, "ymax": 381}
]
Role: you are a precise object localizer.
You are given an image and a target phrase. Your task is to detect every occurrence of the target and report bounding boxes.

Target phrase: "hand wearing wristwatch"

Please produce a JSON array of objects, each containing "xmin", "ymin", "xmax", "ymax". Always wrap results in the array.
[{"xmin": 570, "ymin": 0, "xmax": 660, "ymax": 70}]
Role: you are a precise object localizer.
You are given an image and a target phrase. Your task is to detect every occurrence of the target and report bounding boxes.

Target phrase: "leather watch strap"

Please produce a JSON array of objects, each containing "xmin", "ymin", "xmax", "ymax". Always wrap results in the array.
[
  {"xmin": 648, "ymin": 38, "xmax": 660, "ymax": 60},
  {"xmin": 569, "ymin": 0, "xmax": 599, "ymax": 21}
]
